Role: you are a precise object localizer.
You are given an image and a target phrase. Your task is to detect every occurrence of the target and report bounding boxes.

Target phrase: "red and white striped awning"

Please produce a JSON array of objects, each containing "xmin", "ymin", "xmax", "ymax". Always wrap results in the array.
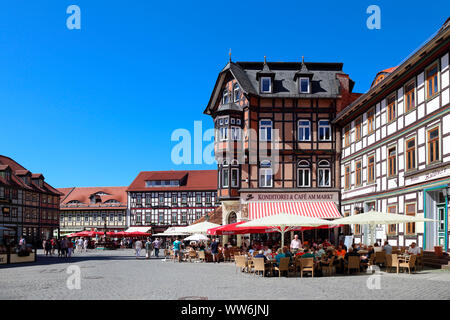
[{"xmin": 248, "ymin": 202, "xmax": 341, "ymax": 220}]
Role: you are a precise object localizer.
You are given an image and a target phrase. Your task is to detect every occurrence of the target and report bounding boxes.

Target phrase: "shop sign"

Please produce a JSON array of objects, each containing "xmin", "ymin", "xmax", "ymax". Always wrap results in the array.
[{"xmin": 241, "ymin": 192, "xmax": 338, "ymax": 202}]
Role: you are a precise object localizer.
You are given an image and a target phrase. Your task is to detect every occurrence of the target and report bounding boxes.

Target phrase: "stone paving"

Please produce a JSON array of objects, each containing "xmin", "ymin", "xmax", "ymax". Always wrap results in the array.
[{"xmin": 1, "ymin": 249, "xmax": 449, "ymax": 300}]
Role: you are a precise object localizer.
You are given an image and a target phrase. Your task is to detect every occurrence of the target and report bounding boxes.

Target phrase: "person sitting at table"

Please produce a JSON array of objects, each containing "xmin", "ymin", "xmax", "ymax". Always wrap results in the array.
[
  {"xmin": 319, "ymin": 250, "xmax": 334, "ymax": 268},
  {"xmin": 315, "ymin": 244, "xmax": 325, "ymax": 259},
  {"xmin": 263, "ymin": 246, "xmax": 272, "ymax": 257},
  {"xmin": 382, "ymin": 240, "xmax": 393, "ymax": 255},
  {"xmin": 255, "ymin": 250, "xmax": 268, "ymax": 262},
  {"xmin": 300, "ymin": 247, "xmax": 315, "ymax": 260},
  {"xmin": 344, "ymin": 246, "xmax": 360, "ymax": 262},
  {"xmin": 274, "ymin": 248, "xmax": 285, "ymax": 266},
  {"xmin": 283, "ymin": 246, "xmax": 293, "ymax": 262},
  {"xmin": 407, "ymin": 242, "xmax": 421, "ymax": 255},
  {"xmin": 360, "ymin": 245, "xmax": 374, "ymax": 270},
  {"xmin": 335, "ymin": 245, "xmax": 346, "ymax": 258},
  {"xmin": 322, "ymin": 239, "xmax": 331, "ymax": 249}
]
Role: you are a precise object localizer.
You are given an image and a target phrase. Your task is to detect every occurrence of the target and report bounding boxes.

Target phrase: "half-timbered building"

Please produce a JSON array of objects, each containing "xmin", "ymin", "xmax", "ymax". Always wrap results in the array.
[
  {"xmin": 57, "ymin": 186, "xmax": 128, "ymax": 235},
  {"xmin": 127, "ymin": 170, "xmax": 218, "ymax": 234},
  {"xmin": 0, "ymin": 155, "xmax": 61, "ymax": 247},
  {"xmin": 334, "ymin": 19, "xmax": 450, "ymax": 251},
  {"xmin": 204, "ymin": 58, "xmax": 360, "ymax": 245}
]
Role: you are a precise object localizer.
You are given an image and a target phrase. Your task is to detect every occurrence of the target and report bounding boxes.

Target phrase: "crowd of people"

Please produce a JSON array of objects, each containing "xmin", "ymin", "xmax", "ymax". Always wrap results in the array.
[{"xmin": 240, "ymin": 235, "xmax": 423, "ymax": 275}]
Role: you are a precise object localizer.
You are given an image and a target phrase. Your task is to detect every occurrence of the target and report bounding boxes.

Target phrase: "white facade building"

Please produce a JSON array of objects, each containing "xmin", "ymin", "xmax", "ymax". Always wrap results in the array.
[{"xmin": 334, "ymin": 20, "xmax": 450, "ymax": 251}]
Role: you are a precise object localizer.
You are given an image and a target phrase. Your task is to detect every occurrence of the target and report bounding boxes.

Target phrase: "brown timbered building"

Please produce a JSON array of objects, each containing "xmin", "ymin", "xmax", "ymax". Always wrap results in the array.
[
  {"xmin": 0, "ymin": 155, "xmax": 61, "ymax": 248},
  {"xmin": 204, "ymin": 58, "xmax": 360, "ymax": 245}
]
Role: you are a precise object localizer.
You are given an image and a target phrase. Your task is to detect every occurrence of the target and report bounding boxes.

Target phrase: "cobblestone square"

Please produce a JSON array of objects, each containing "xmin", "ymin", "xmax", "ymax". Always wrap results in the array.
[{"xmin": 1, "ymin": 249, "xmax": 450, "ymax": 300}]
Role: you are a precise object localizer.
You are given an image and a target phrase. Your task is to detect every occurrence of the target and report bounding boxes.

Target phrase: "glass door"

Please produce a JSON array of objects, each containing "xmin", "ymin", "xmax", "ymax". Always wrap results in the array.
[{"xmin": 437, "ymin": 204, "xmax": 446, "ymax": 247}]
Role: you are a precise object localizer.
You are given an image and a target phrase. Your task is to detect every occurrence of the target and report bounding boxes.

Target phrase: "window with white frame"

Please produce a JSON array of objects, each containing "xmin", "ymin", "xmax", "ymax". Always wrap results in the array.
[
  {"xmin": 299, "ymin": 78, "xmax": 310, "ymax": 93},
  {"xmin": 259, "ymin": 160, "xmax": 273, "ymax": 187},
  {"xmin": 298, "ymin": 120, "xmax": 311, "ymax": 141},
  {"xmin": 231, "ymin": 168, "xmax": 239, "ymax": 187},
  {"xmin": 318, "ymin": 160, "xmax": 331, "ymax": 187},
  {"xmin": 259, "ymin": 120, "xmax": 272, "ymax": 141},
  {"xmin": 318, "ymin": 120, "xmax": 331, "ymax": 141},
  {"xmin": 260, "ymin": 77, "xmax": 272, "ymax": 93},
  {"xmin": 220, "ymin": 127, "xmax": 228, "ymax": 141},
  {"xmin": 222, "ymin": 89, "xmax": 230, "ymax": 104},
  {"xmin": 231, "ymin": 126, "xmax": 241, "ymax": 140},
  {"xmin": 233, "ymin": 83, "xmax": 241, "ymax": 102},
  {"xmin": 222, "ymin": 161, "xmax": 229, "ymax": 188},
  {"xmin": 297, "ymin": 160, "xmax": 311, "ymax": 187}
]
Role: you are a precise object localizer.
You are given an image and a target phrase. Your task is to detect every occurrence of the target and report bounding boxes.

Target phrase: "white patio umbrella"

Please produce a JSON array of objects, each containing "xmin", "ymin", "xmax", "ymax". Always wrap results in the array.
[
  {"xmin": 183, "ymin": 233, "xmax": 209, "ymax": 242},
  {"xmin": 332, "ymin": 210, "xmax": 437, "ymax": 245},
  {"xmin": 153, "ymin": 227, "xmax": 189, "ymax": 236},
  {"xmin": 183, "ymin": 221, "xmax": 220, "ymax": 234},
  {"xmin": 236, "ymin": 213, "xmax": 336, "ymax": 246}
]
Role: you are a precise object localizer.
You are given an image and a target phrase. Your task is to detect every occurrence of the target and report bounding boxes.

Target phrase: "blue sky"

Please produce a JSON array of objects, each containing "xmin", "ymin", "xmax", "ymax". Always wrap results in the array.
[{"xmin": 0, "ymin": 1, "xmax": 448, "ymax": 188}]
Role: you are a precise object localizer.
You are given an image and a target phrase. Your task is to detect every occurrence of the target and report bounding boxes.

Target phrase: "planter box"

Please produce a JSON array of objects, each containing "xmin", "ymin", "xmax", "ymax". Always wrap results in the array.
[{"xmin": 9, "ymin": 252, "xmax": 35, "ymax": 264}]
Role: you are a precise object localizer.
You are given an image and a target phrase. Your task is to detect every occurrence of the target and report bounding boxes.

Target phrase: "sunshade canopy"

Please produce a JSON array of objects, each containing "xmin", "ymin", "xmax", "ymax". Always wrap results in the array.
[
  {"xmin": 183, "ymin": 234, "xmax": 209, "ymax": 241},
  {"xmin": 183, "ymin": 221, "xmax": 221, "ymax": 234},
  {"xmin": 207, "ymin": 221, "xmax": 279, "ymax": 236},
  {"xmin": 237, "ymin": 213, "xmax": 335, "ymax": 246},
  {"xmin": 249, "ymin": 201, "xmax": 341, "ymax": 220},
  {"xmin": 332, "ymin": 210, "xmax": 437, "ymax": 225}
]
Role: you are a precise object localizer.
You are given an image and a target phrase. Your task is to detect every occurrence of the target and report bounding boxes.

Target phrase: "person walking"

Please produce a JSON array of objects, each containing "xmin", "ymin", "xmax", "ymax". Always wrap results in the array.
[
  {"xmin": 44, "ymin": 239, "xmax": 52, "ymax": 256},
  {"xmin": 67, "ymin": 238, "xmax": 73, "ymax": 257},
  {"xmin": 56, "ymin": 238, "xmax": 62, "ymax": 257},
  {"xmin": 135, "ymin": 239, "xmax": 143, "ymax": 258},
  {"xmin": 152, "ymin": 238, "xmax": 161, "ymax": 257},
  {"xmin": 172, "ymin": 237, "xmax": 182, "ymax": 262},
  {"xmin": 211, "ymin": 238, "xmax": 220, "ymax": 263},
  {"xmin": 145, "ymin": 238, "xmax": 152, "ymax": 259},
  {"xmin": 83, "ymin": 238, "xmax": 89, "ymax": 253},
  {"xmin": 76, "ymin": 237, "xmax": 83, "ymax": 253}
]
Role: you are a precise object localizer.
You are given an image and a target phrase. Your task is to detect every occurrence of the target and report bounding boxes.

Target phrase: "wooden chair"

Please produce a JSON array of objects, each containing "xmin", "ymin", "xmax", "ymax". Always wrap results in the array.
[
  {"xmin": 188, "ymin": 250, "xmax": 197, "ymax": 262},
  {"xmin": 253, "ymin": 258, "xmax": 269, "ymax": 277},
  {"xmin": 375, "ymin": 251, "xmax": 386, "ymax": 266},
  {"xmin": 347, "ymin": 256, "xmax": 360, "ymax": 274},
  {"xmin": 293, "ymin": 255, "xmax": 302, "ymax": 276},
  {"xmin": 274, "ymin": 257, "xmax": 290, "ymax": 277},
  {"xmin": 300, "ymin": 258, "xmax": 314, "ymax": 278},
  {"xmin": 322, "ymin": 256, "xmax": 336, "ymax": 276},
  {"xmin": 389, "ymin": 253, "xmax": 399, "ymax": 273},
  {"xmin": 198, "ymin": 250, "xmax": 206, "ymax": 262},
  {"xmin": 416, "ymin": 252, "xmax": 424, "ymax": 271},
  {"xmin": 399, "ymin": 255, "xmax": 417, "ymax": 274}
]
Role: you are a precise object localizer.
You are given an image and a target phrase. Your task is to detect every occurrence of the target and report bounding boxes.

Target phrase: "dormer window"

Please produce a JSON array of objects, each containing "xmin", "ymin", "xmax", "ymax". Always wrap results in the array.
[
  {"xmin": 233, "ymin": 83, "xmax": 241, "ymax": 102},
  {"xmin": 299, "ymin": 78, "xmax": 310, "ymax": 93},
  {"xmin": 260, "ymin": 77, "xmax": 272, "ymax": 93},
  {"xmin": 222, "ymin": 89, "xmax": 230, "ymax": 104}
]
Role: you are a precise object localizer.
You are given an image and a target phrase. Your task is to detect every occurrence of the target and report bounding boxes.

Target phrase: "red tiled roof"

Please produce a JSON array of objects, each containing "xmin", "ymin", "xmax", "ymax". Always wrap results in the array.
[
  {"xmin": 57, "ymin": 186, "xmax": 128, "ymax": 209},
  {"xmin": 192, "ymin": 206, "xmax": 222, "ymax": 225},
  {"xmin": 127, "ymin": 170, "xmax": 217, "ymax": 192},
  {"xmin": 0, "ymin": 155, "xmax": 60, "ymax": 195}
]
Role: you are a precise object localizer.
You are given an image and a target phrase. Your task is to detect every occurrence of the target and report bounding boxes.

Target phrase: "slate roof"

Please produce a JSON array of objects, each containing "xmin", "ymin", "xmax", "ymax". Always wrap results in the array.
[{"xmin": 205, "ymin": 61, "xmax": 349, "ymax": 114}]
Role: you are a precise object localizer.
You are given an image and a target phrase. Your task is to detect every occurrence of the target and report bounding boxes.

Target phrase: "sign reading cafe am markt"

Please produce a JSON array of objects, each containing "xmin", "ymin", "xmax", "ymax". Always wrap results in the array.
[{"xmin": 241, "ymin": 192, "xmax": 339, "ymax": 203}]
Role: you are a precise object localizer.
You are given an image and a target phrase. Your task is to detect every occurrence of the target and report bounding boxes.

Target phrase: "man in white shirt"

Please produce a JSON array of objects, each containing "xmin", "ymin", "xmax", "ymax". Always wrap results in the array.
[
  {"xmin": 76, "ymin": 238, "xmax": 84, "ymax": 253},
  {"xmin": 135, "ymin": 239, "xmax": 143, "ymax": 258},
  {"xmin": 407, "ymin": 242, "xmax": 421, "ymax": 255},
  {"xmin": 290, "ymin": 234, "xmax": 302, "ymax": 254},
  {"xmin": 83, "ymin": 238, "xmax": 89, "ymax": 252}
]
